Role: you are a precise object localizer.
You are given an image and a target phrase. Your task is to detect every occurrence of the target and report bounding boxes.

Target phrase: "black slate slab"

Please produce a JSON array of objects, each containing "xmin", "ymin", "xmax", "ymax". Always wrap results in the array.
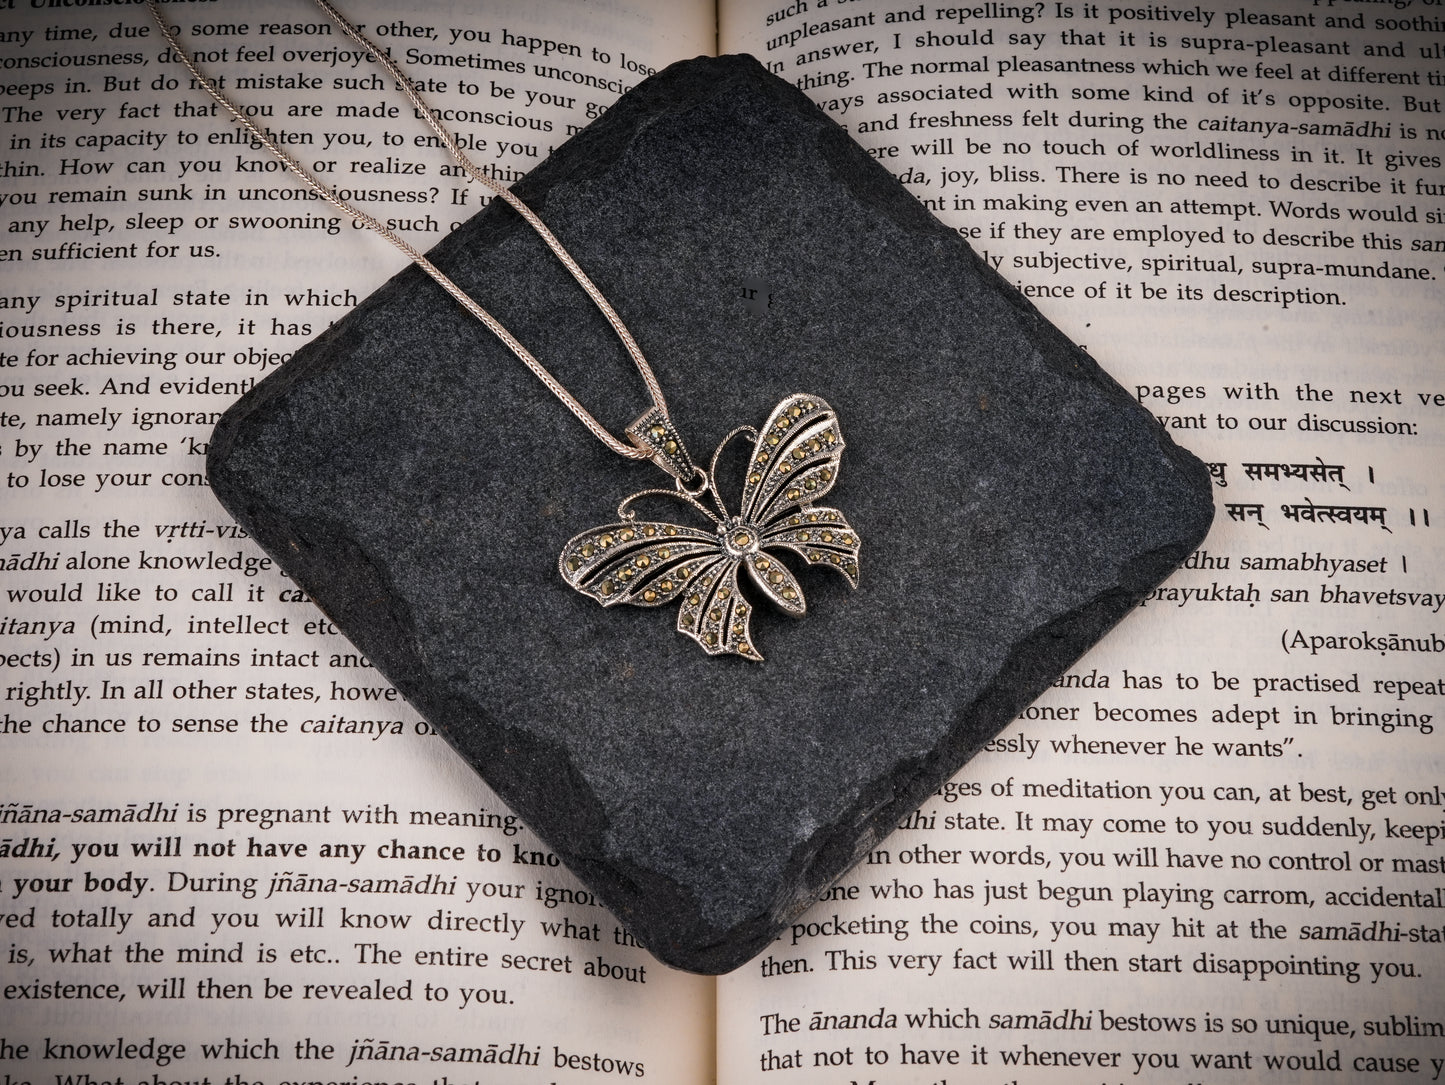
[{"xmin": 208, "ymin": 55, "xmax": 1214, "ymax": 974}]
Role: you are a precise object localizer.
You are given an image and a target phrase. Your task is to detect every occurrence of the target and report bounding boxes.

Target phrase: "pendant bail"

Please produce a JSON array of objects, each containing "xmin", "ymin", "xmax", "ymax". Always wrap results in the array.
[{"xmin": 626, "ymin": 406, "xmax": 701, "ymax": 487}]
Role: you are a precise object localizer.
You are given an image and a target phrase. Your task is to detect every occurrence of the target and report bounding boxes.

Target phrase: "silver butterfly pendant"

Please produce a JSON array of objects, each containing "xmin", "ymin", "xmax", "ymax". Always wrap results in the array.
[{"xmin": 559, "ymin": 393, "xmax": 860, "ymax": 660}]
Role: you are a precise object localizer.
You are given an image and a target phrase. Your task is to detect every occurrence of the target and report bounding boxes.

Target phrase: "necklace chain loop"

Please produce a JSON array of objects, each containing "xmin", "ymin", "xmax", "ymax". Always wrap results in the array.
[{"xmin": 146, "ymin": 0, "xmax": 664, "ymax": 462}]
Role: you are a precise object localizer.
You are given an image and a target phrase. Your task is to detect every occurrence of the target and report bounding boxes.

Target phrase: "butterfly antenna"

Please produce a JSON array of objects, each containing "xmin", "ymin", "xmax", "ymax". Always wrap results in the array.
[
  {"xmin": 708, "ymin": 426, "xmax": 758, "ymax": 522},
  {"xmin": 617, "ymin": 488, "xmax": 720, "ymax": 526}
]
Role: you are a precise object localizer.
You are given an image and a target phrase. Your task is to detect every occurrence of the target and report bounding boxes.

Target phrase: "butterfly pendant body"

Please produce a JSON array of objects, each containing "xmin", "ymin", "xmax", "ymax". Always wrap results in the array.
[{"xmin": 559, "ymin": 394, "xmax": 860, "ymax": 660}]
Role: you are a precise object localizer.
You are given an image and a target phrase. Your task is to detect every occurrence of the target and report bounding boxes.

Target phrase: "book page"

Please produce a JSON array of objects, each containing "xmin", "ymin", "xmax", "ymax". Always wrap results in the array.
[
  {"xmin": 718, "ymin": 3, "xmax": 1444, "ymax": 1081},
  {"xmin": 0, "ymin": 1, "xmax": 717, "ymax": 1080}
]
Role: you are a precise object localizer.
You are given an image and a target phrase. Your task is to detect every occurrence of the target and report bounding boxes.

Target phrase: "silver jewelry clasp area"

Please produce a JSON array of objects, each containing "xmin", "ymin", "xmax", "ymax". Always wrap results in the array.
[{"xmin": 626, "ymin": 407, "xmax": 705, "ymax": 494}]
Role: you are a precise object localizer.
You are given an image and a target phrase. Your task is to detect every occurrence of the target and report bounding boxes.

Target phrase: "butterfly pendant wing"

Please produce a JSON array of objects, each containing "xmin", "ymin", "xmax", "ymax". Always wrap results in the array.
[
  {"xmin": 739, "ymin": 394, "xmax": 860, "ymax": 591},
  {"xmin": 739, "ymin": 394, "xmax": 845, "ymax": 525},
  {"xmin": 559, "ymin": 393, "xmax": 860, "ymax": 661},
  {"xmin": 560, "ymin": 528, "xmax": 763, "ymax": 658},
  {"xmin": 560, "ymin": 522, "xmax": 719, "ymax": 608}
]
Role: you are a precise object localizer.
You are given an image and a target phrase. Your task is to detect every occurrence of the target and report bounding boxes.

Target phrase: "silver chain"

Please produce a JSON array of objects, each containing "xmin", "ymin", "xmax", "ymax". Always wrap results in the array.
[{"xmin": 146, "ymin": 0, "xmax": 663, "ymax": 461}]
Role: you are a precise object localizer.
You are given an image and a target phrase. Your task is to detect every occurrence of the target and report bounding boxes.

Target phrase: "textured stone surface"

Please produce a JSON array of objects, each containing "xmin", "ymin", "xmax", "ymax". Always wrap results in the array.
[{"xmin": 209, "ymin": 55, "xmax": 1213, "ymax": 974}]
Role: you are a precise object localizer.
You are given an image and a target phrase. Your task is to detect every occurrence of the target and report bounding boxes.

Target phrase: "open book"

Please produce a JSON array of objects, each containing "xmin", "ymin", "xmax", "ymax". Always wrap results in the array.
[{"xmin": 2, "ymin": 0, "xmax": 1440, "ymax": 1080}]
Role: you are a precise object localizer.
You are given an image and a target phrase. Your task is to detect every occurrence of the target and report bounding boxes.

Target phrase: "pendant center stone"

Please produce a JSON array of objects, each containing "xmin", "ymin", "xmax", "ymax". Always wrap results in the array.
[{"xmin": 719, "ymin": 519, "xmax": 760, "ymax": 558}]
